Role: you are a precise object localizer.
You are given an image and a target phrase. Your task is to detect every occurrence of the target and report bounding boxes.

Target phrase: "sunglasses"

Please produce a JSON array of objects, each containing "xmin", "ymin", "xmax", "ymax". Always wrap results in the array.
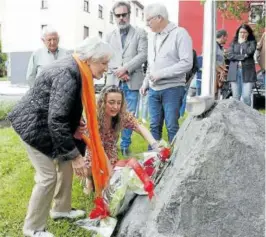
[{"xmin": 114, "ymin": 13, "xmax": 128, "ymax": 18}]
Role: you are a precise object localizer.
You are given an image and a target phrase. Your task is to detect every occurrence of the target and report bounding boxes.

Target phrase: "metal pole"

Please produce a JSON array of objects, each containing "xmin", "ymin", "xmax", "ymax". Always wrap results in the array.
[
  {"xmin": 186, "ymin": 0, "xmax": 216, "ymax": 116},
  {"xmin": 201, "ymin": 0, "xmax": 216, "ymax": 97}
]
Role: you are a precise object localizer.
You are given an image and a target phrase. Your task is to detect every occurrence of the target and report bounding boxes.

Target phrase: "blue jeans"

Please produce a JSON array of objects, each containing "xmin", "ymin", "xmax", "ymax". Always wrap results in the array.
[
  {"xmin": 231, "ymin": 68, "xmax": 253, "ymax": 106},
  {"xmin": 179, "ymin": 88, "xmax": 187, "ymax": 118},
  {"xmin": 120, "ymin": 82, "xmax": 139, "ymax": 149},
  {"xmin": 196, "ymin": 79, "xmax": 201, "ymax": 96},
  {"xmin": 148, "ymin": 86, "xmax": 185, "ymax": 144}
]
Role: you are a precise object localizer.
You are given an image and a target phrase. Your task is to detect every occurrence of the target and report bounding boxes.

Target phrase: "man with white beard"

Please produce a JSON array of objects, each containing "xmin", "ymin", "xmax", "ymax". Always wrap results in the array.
[{"xmin": 105, "ymin": 1, "xmax": 148, "ymax": 157}]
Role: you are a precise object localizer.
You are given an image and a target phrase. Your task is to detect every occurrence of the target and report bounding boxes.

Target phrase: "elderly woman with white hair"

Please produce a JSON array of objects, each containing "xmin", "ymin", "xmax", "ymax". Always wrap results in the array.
[{"xmin": 8, "ymin": 37, "xmax": 114, "ymax": 237}]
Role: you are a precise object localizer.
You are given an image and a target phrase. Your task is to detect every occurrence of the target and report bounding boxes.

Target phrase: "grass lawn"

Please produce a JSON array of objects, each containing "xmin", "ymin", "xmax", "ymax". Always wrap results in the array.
[
  {"xmin": 0, "ymin": 77, "xmax": 8, "ymax": 81},
  {"xmin": 0, "ymin": 117, "xmax": 179, "ymax": 237},
  {"xmin": 0, "ymin": 101, "xmax": 17, "ymax": 121}
]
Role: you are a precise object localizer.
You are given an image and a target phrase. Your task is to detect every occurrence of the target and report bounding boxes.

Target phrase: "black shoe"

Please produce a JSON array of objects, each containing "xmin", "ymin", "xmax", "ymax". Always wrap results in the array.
[{"xmin": 121, "ymin": 148, "xmax": 130, "ymax": 157}]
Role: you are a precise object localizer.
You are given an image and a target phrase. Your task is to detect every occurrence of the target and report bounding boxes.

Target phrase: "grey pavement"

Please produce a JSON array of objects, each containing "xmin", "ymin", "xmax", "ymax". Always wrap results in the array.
[
  {"xmin": 0, "ymin": 81, "xmax": 101, "ymax": 102},
  {"xmin": 0, "ymin": 81, "xmax": 29, "ymax": 101}
]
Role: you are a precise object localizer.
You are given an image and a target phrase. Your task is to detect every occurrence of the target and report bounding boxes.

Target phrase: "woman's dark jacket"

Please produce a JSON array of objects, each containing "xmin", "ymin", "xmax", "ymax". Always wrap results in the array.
[
  {"xmin": 227, "ymin": 40, "xmax": 257, "ymax": 83},
  {"xmin": 8, "ymin": 55, "xmax": 86, "ymax": 160}
]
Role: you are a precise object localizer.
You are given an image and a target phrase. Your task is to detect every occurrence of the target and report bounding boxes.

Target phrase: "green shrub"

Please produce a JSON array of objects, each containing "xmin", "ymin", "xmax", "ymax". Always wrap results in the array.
[
  {"xmin": 0, "ymin": 77, "xmax": 8, "ymax": 81},
  {"xmin": 0, "ymin": 101, "xmax": 16, "ymax": 121}
]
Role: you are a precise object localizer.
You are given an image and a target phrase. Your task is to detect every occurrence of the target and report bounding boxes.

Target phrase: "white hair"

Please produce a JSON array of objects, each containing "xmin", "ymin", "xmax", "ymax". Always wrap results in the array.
[
  {"xmin": 75, "ymin": 36, "xmax": 114, "ymax": 62},
  {"xmin": 41, "ymin": 26, "xmax": 58, "ymax": 39},
  {"xmin": 145, "ymin": 3, "xmax": 168, "ymax": 20}
]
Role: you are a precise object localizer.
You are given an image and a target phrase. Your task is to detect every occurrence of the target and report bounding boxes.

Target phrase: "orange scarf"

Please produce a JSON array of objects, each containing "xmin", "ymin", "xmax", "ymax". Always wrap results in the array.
[{"xmin": 72, "ymin": 54, "xmax": 110, "ymax": 196}]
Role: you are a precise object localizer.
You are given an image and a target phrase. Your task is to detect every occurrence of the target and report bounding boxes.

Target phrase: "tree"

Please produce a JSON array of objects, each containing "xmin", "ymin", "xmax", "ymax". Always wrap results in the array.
[
  {"xmin": 0, "ymin": 40, "xmax": 7, "ymax": 77},
  {"xmin": 201, "ymin": 0, "xmax": 265, "ymax": 39},
  {"xmin": 216, "ymin": 1, "xmax": 265, "ymax": 39},
  {"xmin": 216, "ymin": 1, "xmax": 250, "ymax": 20}
]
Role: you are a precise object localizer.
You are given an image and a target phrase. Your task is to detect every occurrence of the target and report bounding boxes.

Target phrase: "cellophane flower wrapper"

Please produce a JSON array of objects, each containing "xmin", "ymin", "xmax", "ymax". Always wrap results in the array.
[
  {"xmin": 103, "ymin": 167, "xmax": 131, "ymax": 217},
  {"xmin": 76, "ymin": 141, "xmax": 171, "ymax": 235},
  {"xmin": 102, "ymin": 140, "xmax": 171, "ymax": 211},
  {"xmin": 76, "ymin": 216, "xmax": 117, "ymax": 237}
]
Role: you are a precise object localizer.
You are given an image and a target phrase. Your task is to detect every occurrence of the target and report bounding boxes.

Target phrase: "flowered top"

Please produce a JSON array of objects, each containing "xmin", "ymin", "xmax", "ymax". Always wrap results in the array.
[{"xmin": 86, "ymin": 112, "xmax": 140, "ymax": 167}]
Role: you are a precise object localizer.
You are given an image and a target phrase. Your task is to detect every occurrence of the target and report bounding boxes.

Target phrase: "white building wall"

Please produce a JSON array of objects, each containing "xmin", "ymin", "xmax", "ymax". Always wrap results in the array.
[
  {"xmin": 43, "ymin": 0, "xmax": 78, "ymax": 50},
  {"xmin": 77, "ymin": 0, "xmax": 106, "ymax": 40},
  {"xmin": 1, "ymin": 0, "xmax": 147, "ymax": 53},
  {"xmin": 130, "ymin": 2, "xmax": 146, "ymax": 29},
  {"xmin": 2, "ymin": 0, "xmax": 41, "ymax": 52},
  {"xmin": 0, "ymin": 0, "xmax": 4, "ymax": 39},
  {"xmin": 0, "ymin": 0, "xmax": 4, "ymax": 24}
]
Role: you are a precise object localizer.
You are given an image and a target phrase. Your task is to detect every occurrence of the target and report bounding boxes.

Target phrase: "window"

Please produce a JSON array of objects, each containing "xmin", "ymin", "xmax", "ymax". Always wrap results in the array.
[
  {"xmin": 136, "ymin": 8, "xmax": 139, "ymax": 17},
  {"xmin": 98, "ymin": 31, "xmax": 103, "ymax": 38},
  {"xmin": 84, "ymin": 26, "xmax": 89, "ymax": 39},
  {"xmin": 41, "ymin": 0, "xmax": 48, "ymax": 9},
  {"xmin": 249, "ymin": 2, "xmax": 265, "ymax": 24},
  {"xmin": 98, "ymin": 5, "xmax": 103, "ymax": 19},
  {"xmin": 40, "ymin": 25, "xmax": 47, "ymax": 35},
  {"xmin": 109, "ymin": 11, "xmax": 114, "ymax": 24},
  {"xmin": 84, "ymin": 0, "xmax": 89, "ymax": 13},
  {"xmin": 41, "ymin": 24, "xmax": 47, "ymax": 30}
]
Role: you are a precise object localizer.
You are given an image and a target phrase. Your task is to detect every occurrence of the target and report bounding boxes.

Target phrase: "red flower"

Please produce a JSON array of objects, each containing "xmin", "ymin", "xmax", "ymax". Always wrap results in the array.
[
  {"xmin": 89, "ymin": 197, "xmax": 110, "ymax": 219},
  {"xmin": 143, "ymin": 157, "xmax": 155, "ymax": 167},
  {"xmin": 144, "ymin": 166, "xmax": 155, "ymax": 177},
  {"xmin": 159, "ymin": 148, "xmax": 171, "ymax": 162}
]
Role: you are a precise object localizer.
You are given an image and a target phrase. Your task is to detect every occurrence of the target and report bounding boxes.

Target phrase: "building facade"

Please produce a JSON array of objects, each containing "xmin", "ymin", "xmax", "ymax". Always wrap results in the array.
[{"xmin": 1, "ymin": 0, "xmax": 145, "ymax": 83}]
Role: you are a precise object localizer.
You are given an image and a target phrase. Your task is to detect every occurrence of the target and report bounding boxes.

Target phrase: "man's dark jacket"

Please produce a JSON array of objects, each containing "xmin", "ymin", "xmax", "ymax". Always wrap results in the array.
[{"xmin": 8, "ymin": 55, "xmax": 86, "ymax": 160}]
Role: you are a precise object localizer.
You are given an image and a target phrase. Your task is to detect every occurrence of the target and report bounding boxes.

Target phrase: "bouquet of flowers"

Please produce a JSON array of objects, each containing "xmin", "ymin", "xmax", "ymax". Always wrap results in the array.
[{"xmin": 76, "ymin": 144, "xmax": 171, "ymax": 237}]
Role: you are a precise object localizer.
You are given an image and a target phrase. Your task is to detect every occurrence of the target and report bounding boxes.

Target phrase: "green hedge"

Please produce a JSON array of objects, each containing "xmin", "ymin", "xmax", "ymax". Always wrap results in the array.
[{"xmin": 0, "ymin": 101, "xmax": 16, "ymax": 121}]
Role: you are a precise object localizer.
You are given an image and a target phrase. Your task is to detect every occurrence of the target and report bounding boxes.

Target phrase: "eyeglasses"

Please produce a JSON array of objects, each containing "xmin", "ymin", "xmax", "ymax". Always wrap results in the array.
[
  {"xmin": 146, "ymin": 15, "xmax": 158, "ymax": 25},
  {"xmin": 114, "ymin": 13, "xmax": 128, "ymax": 18}
]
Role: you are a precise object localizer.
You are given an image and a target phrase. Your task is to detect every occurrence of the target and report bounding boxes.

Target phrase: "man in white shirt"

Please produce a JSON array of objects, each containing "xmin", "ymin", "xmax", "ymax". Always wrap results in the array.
[
  {"xmin": 26, "ymin": 26, "xmax": 68, "ymax": 87},
  {"xmin": 140, "ymin": 3, "xmax": 192, "ymax": 145}
]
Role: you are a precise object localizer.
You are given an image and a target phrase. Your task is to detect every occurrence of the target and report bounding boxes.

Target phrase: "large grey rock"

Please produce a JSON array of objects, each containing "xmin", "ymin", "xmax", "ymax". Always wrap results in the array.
[{"xmin": 114, "ymin": 99, "xmax": 265, "ymax": 237}]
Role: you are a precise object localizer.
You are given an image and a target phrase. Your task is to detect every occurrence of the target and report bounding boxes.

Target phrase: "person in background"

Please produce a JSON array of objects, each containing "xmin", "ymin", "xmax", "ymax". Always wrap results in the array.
[
  {"xmin": 187, "ymin": 52, "xmax": 202, "ymax": 98},
  {"xmin": 136, "ymin": 61, "xmax": 149, "ymax": 123},
  {"xmin": 8, "ymin": 37, "xmax": 113, "ymax": 237},
  {"xmin": 106, "ymin": 1, "xmax": 148, "ymax": 156},
  {"xmin": 216, "ymin": 29, "xmax": 228, "ymax": 66},
  {"xmin": 26, "ymin": 26, "xmax": 68, "ymax": 87},
  {"xmin": 256, "ymin": 32, "xmax": 265, "ymax": 76},
  {"xmin": 227, "ymin": 24, "xmax": 257, "ymax": 106},
  {"xmin": 216, "ymin": 29, "xmax": 228, "ymax": 98},
  {"xmin": 180, "ymin": 49, "xmax": 199, "ymax": 116},
  {"xmin": 140, "ymin": 3, "xmax": 192, "ymax": 145}
]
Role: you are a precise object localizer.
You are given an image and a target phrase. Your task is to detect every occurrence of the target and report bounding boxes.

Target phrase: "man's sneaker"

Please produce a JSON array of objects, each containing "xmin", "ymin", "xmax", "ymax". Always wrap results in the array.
[
  {"xmin": 50, "ymin": 208, "xmax": 86, "ymax": 220},
  {"xmin": 23, "ymin": 230, "xmax": 54, "ymax": 237}
]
